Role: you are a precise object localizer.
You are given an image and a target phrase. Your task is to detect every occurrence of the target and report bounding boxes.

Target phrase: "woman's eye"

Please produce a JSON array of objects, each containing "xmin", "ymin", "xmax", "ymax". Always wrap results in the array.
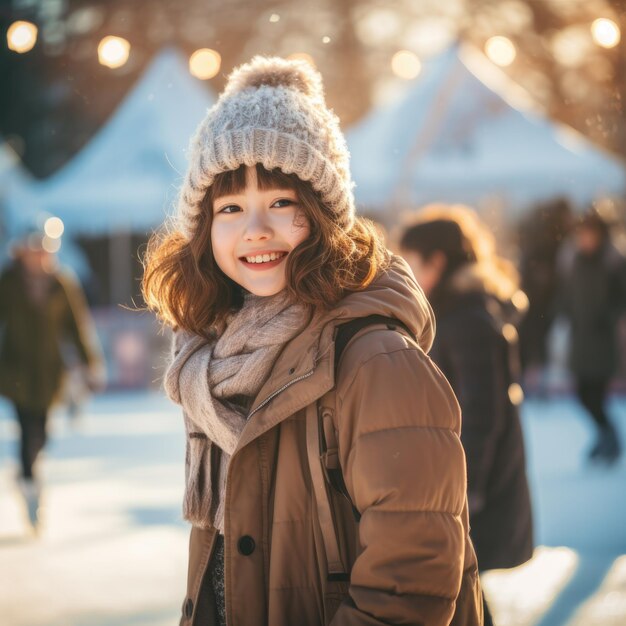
[
  {"xmin": 218, "ymin": 204, "xmax": 241, "ymax": 214},
  {"xmin": 272, "ymin": 198, "xmax": 296, "ymax": 208}
]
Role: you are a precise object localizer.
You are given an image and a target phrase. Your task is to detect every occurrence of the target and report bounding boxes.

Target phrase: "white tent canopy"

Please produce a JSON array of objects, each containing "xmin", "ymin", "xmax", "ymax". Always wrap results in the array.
[
  {"xmin": 6, "ymin": 48, "xmax": 215, "ymax": 237},
  {"xmin": 347, "ymin": 45, "xmax": 626, "ymax": 218}
]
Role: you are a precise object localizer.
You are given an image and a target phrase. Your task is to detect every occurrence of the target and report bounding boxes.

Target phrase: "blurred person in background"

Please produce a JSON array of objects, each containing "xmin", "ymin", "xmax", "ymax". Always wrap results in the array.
[
  {"xmin": 0, "ymin": 226, "xmax": 105, "ymax": 529},
  {"xmin": 399, "ymin": 205, "xmax": 534, "ymax": 626},
  {"xmin": 517, "ymin": 198, "xmax": 573, "ymax": 393},
  {"xmin": 558, "ymin": 208, "xmax": 626, "ymax": 465}
]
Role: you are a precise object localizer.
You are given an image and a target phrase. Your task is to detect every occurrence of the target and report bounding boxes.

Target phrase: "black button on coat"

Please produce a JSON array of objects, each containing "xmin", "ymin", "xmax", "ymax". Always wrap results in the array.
[{"xmin": 237, "ymin": 535, "xmax": 256, "ymax": 556}]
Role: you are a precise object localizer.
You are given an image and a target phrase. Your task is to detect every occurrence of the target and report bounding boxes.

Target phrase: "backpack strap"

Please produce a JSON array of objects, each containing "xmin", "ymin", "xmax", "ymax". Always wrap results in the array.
[
  {"xmin": 305, "ymin": 402, "xmax": 348, "ymax": 578},
  {"xmin": 305, "ymin": 315, "xmax": 415, "ymax": 580},
  {"xmin": 333, "ymin": 315, "xmax": 413, "ymax": 372}
]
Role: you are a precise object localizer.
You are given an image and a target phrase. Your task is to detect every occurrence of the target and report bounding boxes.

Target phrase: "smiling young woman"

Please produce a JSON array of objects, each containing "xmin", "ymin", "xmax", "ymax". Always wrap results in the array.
[
  {"xmin": 141, "ymin": 56, "xmax": 482, "ymax": 626},
  {"xmin": 142, "ymin": 162, "xmax": 385, "ymax": 337}
]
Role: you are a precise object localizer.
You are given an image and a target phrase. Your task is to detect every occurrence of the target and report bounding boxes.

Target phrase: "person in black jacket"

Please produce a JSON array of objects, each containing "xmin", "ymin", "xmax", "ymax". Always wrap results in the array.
[
  {"xmin": 558, "ymin": 209, "xmax": 625, "ymax": 464},
  {"xmin": 399, "ymin": 205, "xmax": 534, "ymax": 626}
]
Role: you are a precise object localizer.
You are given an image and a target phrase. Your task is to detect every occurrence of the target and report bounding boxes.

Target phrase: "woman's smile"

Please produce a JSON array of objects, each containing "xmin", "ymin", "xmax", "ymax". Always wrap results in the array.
[{"xmin": 239, "ymin": 250, "xmax": 288, "ymax": 270}]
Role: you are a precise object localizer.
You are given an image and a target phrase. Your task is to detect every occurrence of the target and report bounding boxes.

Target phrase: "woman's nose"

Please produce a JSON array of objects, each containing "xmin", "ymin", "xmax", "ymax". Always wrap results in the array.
[{"xmin": 243, "ymin": 211, "xmax": 272, "ymax": 241}]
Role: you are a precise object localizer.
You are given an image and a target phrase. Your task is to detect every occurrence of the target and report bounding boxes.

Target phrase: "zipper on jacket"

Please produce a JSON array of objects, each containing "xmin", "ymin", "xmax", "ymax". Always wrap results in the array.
[{"xmin": 247, "ymin": 369, "xmax": 315, "ymax": 419}]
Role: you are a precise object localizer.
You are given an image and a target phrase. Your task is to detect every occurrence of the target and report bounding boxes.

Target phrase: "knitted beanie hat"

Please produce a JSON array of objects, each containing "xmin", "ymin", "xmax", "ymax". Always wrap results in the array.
[{"xmin": 176, "ymin": 56, "xmax": 355, "ymax": 238}]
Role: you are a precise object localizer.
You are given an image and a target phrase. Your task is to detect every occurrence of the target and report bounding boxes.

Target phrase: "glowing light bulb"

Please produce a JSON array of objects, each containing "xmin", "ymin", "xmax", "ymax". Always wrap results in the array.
[
  {"xmin": 98, "ymin": 36, "xmax": 130, "ymax": 69},
  {"xmin": 44, "ymin": 216, "xmax": 64, "ymax": 239},
  {"xmin": 391, "ymin": 50, "xmax": 422, "ymax": 80},
  {"xmin": 189, "ymin": 48, "xmax": 221, "ymax": 80},
  {"xmin": 591, "ymin": 18, "xmax": 620, "ymax": 49},
  {"xmin": 7, "ymin": 21, "xmax": 38, "ymax": 53},
  {"xmin": 485, "ymin": 36, "xmax": 517, "ymax": 66}
]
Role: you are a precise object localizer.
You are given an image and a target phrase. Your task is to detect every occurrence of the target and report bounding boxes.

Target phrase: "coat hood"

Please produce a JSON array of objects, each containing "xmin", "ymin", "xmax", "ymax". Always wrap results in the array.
[{"xmin": 321, "ymin": 254, "xmax": 436, "ymax": 353}]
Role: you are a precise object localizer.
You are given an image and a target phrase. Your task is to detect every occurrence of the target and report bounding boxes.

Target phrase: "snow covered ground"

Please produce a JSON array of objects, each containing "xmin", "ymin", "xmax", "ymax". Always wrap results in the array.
[{"xmin": 0, "ymin": 392, "xmax": 624, "ymax": 626}]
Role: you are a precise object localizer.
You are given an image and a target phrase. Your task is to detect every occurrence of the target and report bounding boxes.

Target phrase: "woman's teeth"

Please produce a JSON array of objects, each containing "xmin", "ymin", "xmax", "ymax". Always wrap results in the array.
[{"xmin": 244, "ymin": 252, "xmax": 286, "ymax": 264}]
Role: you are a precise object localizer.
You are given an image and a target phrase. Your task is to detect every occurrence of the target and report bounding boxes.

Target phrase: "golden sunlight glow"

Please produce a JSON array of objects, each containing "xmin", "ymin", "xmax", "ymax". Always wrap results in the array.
[
  {"xmin": 508, "ymin": 383, "xmax": 524, "ymax": 406},
  {"xmin": 482, "ymin": 547, "xmax": 579, "ymax": 625},
  {"xmin": 269, "ymin": 13, "xmax": 280, "ymax": 23},
  {"xmin": 591, "ymin": 18, "xmax": 621, "ymax": 49},
  {"xmin": 189, "ymin": 48, "xmax": 221, "ymax": 80},
  {"xmin": 287, "ymin": 52, "xmax": 315, "ymax": 67},
  {"xmin": 485, "ymin": 36, "xmax": 517, "ymax": 67},
  {"xmin": 502, "ymin": 323, "xmax": 518, "ymax": 344},
  {"xmin": 391, "ymin": 50, "xmax": 422, "ymax": 80},
  {"xmin": 567, "ymin": 555, "xmax": 626, "ymax": 625},
  {"xmin": 98, "ymin": 36, "xmax": 130, "ymax": 69},
  {"xmin": 356, "ymin": 9, "xmax": 401, "ymax": 46},
  {"xmin": 44, "ymin": 216, "xmax": 64, "ymax": 239},
  {"xmin": 511, "ymin": 289, "xmax": 529, "ymax": 312},
  {"xmin": 7, "ymin": 21, "xmax": 38, "ymax": 53}
]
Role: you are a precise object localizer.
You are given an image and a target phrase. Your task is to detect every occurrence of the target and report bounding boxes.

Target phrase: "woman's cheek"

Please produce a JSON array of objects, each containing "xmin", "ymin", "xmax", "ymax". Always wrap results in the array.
[{"xmin": 290, "ymin": 211, "xmax": 311, "ymax": 240}]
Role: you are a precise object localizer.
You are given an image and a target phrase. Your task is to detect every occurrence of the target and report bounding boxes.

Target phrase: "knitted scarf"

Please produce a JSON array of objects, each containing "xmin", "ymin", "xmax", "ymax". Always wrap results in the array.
[{"xmin": 164, "ymin": 291, "xmax": 308, "ymax": 531}]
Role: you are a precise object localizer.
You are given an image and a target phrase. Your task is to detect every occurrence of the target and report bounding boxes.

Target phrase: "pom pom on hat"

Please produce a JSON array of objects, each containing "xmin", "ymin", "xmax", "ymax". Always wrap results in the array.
[{"xmin": 223, "ymin": 56, "xmax": 324, "ymax": 101}]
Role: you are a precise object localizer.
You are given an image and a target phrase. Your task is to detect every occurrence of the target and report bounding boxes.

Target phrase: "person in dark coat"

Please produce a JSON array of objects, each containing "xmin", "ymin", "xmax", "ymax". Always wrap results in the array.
[
  {"xmin": 517, "ymin": 198, "xmax": 573, "ymax": 388},
  {"xmin": 399, "ymin": 205, "xmax": 534, "ymax": 626},
  {"xmin": 0, "ymin": 229, "xmax": 105, "ymax": 527},
  {"xmin": 558, "ymin": 209, "xmax": 625, "ymax": 464}
]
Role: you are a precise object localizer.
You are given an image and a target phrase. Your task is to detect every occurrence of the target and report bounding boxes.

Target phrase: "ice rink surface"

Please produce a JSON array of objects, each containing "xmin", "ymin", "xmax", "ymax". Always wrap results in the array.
[{"xmin": 0, "ymin": 392, "xmax": 624, "ymax": 626}]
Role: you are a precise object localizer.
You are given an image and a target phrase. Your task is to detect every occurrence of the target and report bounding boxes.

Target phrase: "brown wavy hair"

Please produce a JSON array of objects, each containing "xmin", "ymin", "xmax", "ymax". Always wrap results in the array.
[
  {"xmin": 142, "ymin": 164, "xmax": 388, "ymax": 336},
  {"xmin": 398, "ymin": 203, "xmax": 524, "ymax": 304}
]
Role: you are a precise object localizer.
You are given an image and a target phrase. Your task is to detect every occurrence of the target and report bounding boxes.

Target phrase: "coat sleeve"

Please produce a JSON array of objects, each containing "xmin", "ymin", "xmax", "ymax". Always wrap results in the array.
[
  {"xmin": 330, "ymin": 335, "xmax": 468, "ymax": 626},
  {"xmin": 435, "ymin": 314, "xmax": 508, "ymax": 515}
]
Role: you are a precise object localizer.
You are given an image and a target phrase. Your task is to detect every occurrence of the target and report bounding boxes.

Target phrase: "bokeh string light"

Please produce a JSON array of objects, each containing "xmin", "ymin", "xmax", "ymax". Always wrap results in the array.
[
  {"xmin": 97, "ymin": 36, "xmax": 130, "ymax": 69},
  {"xmin": 7, "ymin": 20, "xmax": 38, "ymax": 53},
  {"xmin": 484, "ymin": 35, "xmax": 517, "ymax": 66},
  {"xmin": 391, "ymin": 50, "xmax": 421, "ymax": 80},
  {"xmin": 189, "ymin": 48, "xmax": 221, "ymax": 80},
  {"xmin": 44, "ymin": 216, "xmax": 64, "ymax": 239},
  {"xmin": 591, "ymin": 18, "xmax": 621, "ymax": 49}
]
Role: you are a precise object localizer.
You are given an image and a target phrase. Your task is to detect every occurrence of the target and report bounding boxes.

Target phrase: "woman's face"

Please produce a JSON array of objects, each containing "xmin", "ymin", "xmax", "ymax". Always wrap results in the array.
[
  {"xmin": 401, "ymin": 250, "xmax": 444, "ymax": 296},
  {"xmin": 210, "ymin": 166, "xmax": 311, "ymax": 297}
]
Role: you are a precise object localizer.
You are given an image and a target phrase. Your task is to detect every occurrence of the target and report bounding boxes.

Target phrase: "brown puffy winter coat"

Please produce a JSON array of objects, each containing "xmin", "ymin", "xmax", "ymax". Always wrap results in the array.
[{"xmin": 178, "ymin": 257, "xmax": 482, "ymax": 626}]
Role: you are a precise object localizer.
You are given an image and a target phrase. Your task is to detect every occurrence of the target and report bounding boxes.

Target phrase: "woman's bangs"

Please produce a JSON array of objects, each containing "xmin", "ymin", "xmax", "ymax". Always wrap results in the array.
[
  {"xmin": 255, "ymin": 163, "xmax": 299, "ymax": 192},
  {"xmin": 211, "ymin": 165, "xmax": 248, "ymax": 198},
  {"xmin": 210, "ymin": 164, "xmax": 298, "ymax": 199}
]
